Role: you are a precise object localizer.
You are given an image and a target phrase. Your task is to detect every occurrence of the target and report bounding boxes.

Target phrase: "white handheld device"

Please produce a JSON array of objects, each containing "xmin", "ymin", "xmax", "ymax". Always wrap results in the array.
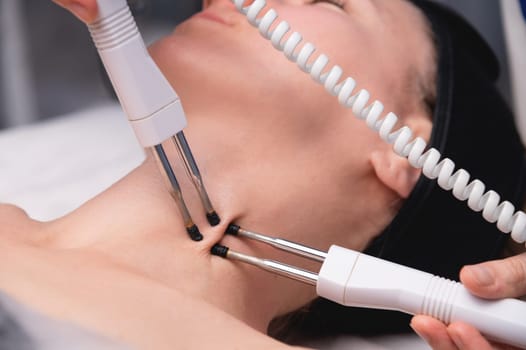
[
  {"xmin": 87, "ymin": 0, "xmax": 186, "ymax": 147},
  {"xmin": 83, "ymin": 0, "xmax": 221, "ymax": 236},
  {"xmin": 214, "ymin": 227, "xmax": 526, "ymax": 349},
  {"xmin": 318, "ymin": 245, "xmax": 526, "ymax": 349}
]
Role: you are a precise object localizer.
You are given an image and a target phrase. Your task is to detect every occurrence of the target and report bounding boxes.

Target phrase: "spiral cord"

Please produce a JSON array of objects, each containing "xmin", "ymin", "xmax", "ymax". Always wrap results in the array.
[{"xmin": 232, "ymin": 0, "xmax": 526, "ymax": 243}]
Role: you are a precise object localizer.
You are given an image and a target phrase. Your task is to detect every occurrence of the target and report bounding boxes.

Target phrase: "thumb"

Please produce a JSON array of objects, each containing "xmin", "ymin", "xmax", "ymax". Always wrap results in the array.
[
  {"xmin": 460, "ymin": 252, "xmax": 526, "ymax": 299},
  {"xmin": 52, "ymin": 0, "xmax": 98, "ymax": 23}
]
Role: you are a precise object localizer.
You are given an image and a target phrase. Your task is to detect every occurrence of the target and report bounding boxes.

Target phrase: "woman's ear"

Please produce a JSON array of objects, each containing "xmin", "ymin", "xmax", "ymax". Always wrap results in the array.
[
  {"xmin": 369, "ymin": 112, "xmax": 432, "ymax": 198},
  {"xmin": 370, "ymin": 148, "xmax": 420, "ymax": 198}
]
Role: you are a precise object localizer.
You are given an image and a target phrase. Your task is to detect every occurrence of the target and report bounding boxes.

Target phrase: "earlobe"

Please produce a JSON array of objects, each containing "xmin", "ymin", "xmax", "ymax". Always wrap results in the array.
[{"xmin": 370, "ymin": 149, "xmax": 421, "ymax": 199}]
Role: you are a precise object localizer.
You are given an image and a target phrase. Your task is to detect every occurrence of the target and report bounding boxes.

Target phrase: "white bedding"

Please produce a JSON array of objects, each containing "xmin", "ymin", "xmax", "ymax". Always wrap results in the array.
[
  {"xmin": 0, "ymin": 103, "xmax": 145, "ymax": 221},
  {"xmin": 0, "ymin": 105, "xmax": 429, "ymax": 349}
]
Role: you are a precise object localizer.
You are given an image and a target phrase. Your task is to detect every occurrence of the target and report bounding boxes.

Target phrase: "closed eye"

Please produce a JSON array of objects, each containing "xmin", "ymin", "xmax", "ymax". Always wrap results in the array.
[{"xmin": 311, "ymin": 0, "xmax": 345, "ymax": 10}]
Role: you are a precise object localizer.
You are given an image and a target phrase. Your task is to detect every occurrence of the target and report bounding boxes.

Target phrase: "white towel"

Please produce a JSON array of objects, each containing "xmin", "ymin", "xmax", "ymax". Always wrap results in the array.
[{"xmin": 0, "ymin": 103, "xmax": 145, "ymax": 221}]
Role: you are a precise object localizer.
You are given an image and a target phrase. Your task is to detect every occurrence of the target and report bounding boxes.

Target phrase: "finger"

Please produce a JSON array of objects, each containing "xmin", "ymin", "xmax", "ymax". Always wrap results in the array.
[
  {"xmin": 410, "ymin": 315, "xmax": 458, "ymax": 350},
  {"xmin": 460, "ymin": 253, "xmax": 526, "ymax": 299},
  {"xmin": 447, "ymin": 322, "xmax": 518, "ymax": 350},
  {"xmin": 51, "ymin": 0, "xmax": 98, "ymax": 23}
]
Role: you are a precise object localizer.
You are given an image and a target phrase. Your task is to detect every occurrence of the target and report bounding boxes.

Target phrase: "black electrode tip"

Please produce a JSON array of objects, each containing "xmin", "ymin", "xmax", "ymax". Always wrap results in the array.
[
  {"xmin": 206, "ymin": 211, "xmax": 221, "ymax": 226},
  {"xmin": 186, "ymin": 225, "xmax": 203, "ymax": 241},
  {"xmin": 211, "ymin": 244, "xmax": 229, "ymax": 258},
  {"xmin": 225, "ymin": 223, "xmax": 240, "ymax": 236}
]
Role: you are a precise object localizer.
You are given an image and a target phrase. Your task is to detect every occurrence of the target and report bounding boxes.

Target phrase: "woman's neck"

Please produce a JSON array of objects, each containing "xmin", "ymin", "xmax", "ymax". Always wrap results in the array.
[
  {"xmin": 38, "ymin": 155, "xmax": 315, "ymax": 333},
  {"xmin": 12, "ymin": 99, "xmax": 397, "ymax": 335}
]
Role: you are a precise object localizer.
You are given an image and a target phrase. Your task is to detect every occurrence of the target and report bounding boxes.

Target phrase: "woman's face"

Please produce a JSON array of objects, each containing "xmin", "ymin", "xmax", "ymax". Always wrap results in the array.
[
  {"xmin": 147, "ymin": 0, "xmax": 434, "ymax": 250},
  {"xmin": 152, "ymin": 0, "xmax": 432, "ymax": 115}
]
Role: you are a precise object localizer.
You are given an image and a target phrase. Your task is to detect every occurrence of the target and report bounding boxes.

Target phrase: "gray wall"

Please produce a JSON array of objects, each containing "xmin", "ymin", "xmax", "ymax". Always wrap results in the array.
[{"xmin": 0, "ymin": 0, "xmax": 199, "ymax": 129}]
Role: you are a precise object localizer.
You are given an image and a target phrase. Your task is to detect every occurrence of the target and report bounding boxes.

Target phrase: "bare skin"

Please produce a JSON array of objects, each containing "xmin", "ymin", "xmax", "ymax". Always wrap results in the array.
[
  {"xmin": 0, "ymin": 0, "xmax": 474, "ymax": 348},
  {"xmin": 56, "ymin": 0, "xmax": 526, "ymax": 347}
]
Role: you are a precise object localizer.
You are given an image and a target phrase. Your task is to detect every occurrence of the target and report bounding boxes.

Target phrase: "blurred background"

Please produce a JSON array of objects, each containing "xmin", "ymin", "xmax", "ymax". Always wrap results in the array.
[
  {"xmin": 0, "ymin": 0, "xmax": 524, "ymax": 136},
  {"xmin": 0, "ymin": 0, "xmax": 200, "ymax": 128}
]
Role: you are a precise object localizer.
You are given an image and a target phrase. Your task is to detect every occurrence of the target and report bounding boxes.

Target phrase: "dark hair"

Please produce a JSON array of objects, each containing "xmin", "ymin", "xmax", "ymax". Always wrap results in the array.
[{"xmin": 270, "ymin": 0, "xmax": 526, "ymax": 342}]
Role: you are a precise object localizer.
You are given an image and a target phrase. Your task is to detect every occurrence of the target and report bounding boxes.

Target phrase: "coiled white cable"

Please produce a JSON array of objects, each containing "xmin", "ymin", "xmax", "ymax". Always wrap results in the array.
[{"xmin": 232, "ymin": 0, "xmax": 526, "ymax": 244}]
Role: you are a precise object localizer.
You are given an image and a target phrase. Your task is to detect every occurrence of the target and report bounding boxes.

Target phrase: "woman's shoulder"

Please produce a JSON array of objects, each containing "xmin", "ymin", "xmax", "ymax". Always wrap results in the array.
[{"xmin": 0, "ymin": 242, "xmax": 299, "ymax": 349}]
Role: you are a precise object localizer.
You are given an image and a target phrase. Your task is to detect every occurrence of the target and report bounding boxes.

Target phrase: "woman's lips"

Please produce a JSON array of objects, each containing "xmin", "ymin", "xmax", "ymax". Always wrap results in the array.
[{"xmin": 194, "ymin": 10, "xmax": 234, "ymax": 26}]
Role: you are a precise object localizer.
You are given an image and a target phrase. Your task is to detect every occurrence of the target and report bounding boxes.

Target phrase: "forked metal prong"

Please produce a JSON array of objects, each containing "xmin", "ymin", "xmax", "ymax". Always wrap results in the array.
[
  {"xmin": 211, "ymin": 244, "xmax": 318, "ymax": 285},
  {"xmin": 225, "ymin": 224, "xmax": 327, "ymax": 262},
  {"xmin": 172, "ymin": 132, "xmax": 220, "ymax": 226},
  {"xmin": 153, "ymin": 144, "xmax": 203, "ymax": 241}
]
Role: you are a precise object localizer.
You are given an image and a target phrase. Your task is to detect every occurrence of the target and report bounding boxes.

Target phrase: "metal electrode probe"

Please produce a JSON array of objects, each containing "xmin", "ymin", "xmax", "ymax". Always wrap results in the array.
[
  {"xmin": 86, "ymin": 0, "xmax": 220, "ymax": 239},
  {"xmin": 172, "ymin": 133, "xmax": 220, "ymax": 226},
  {"xmin": 153, "ymin": 143, "xmax": 203, "ymax": 240},
  {"xmin": 213, "ymin": 224, "xmax": 526, "ymax": 349}
]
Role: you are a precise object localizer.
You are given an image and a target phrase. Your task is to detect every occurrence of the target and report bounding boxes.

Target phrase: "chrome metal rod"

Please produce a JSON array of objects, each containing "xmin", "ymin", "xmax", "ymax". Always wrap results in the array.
[
  {"xmin": 237, "ymin": 228, "xmax": 327, "ymax": 262},
  {"xmin": 152, "ymin": 144, "xmax": 202, "ymax": 241},
  {"xmin": 227, "ymin": 249, "xmax": 318, "ymax": 286},
  {"xmin": 172, "ymin": 132, "xmax": 220, "ymax": 226}
]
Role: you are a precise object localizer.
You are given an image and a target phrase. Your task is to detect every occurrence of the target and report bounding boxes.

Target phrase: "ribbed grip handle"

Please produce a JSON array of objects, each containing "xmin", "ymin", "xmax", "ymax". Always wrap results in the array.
[
  {"xmin": 421, "ymin": 276, "xmax": 526, "ymax": 348},
  {"xmin": 88, "ymin": 6, "xmax": 139, "ymax": 51},
  {"xmin": 83, "ymin": 0, "xmax": 187, "ymax": 146},
  {"xmin": 319, "ymin": 246, "xmax": 526, "ymax": 349},
  {"xmin": 421, "ymin": 276, "xmax": 461, "ymax": 323}
]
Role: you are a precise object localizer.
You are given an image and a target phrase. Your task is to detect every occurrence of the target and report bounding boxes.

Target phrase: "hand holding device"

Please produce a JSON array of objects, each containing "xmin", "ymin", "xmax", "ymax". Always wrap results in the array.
[
  {"xmin": 411, "ymin": 252, "xmax": 526, "ymax": 349},
  {"xmin": 320, "ymin": 246, "xmax": 526, "ymax": 349}
]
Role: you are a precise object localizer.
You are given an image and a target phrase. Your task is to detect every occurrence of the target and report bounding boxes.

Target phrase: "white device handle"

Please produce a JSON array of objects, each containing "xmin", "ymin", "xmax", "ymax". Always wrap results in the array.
[
  {"xmin": 86, "ymin": 0, "xmax": 187, "ymax": 147},
  {"xmin": 317, "ymin": 245, "xmax": 526, "ymax": 349}
]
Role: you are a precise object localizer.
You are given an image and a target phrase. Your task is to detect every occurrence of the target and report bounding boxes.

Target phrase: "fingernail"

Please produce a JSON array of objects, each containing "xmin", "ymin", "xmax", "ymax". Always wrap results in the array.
[
  {"xmin": 468, "ymin": 265, "xmax": 494, "ymax": 286},
  {"xmin": 450, "ymin": 330, "xmax": 464, "ymax": 348}
]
